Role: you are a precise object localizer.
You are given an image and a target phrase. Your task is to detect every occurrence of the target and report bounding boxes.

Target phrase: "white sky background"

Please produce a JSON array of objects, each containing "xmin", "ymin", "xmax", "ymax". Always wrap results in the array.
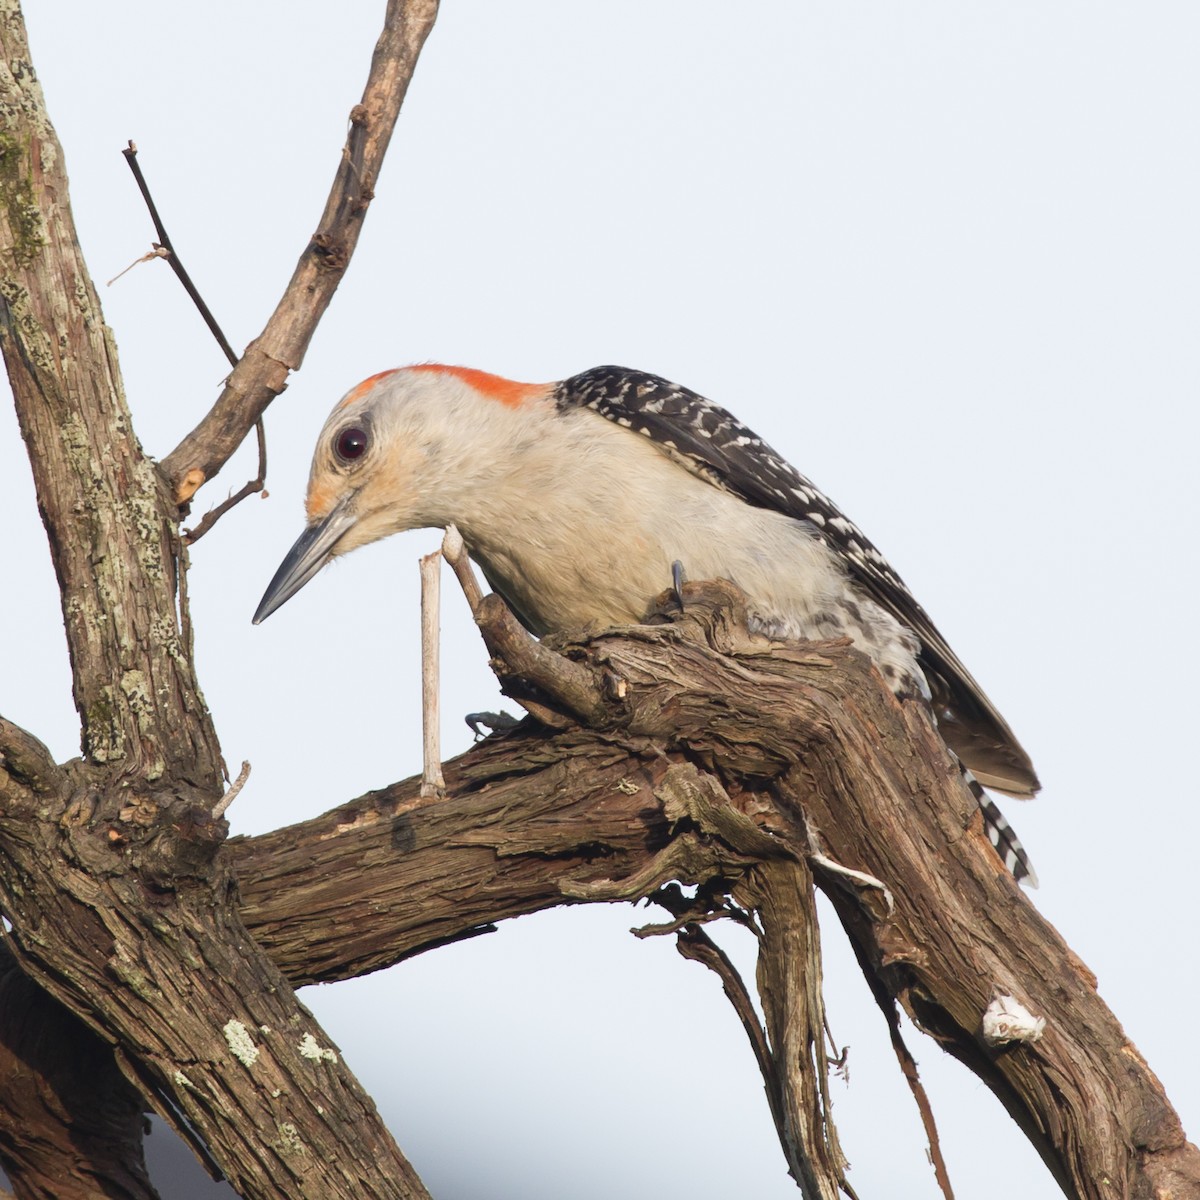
[{"xmin": 3, "ymin": 2, "xmax": 1198, "ymax": 1197}]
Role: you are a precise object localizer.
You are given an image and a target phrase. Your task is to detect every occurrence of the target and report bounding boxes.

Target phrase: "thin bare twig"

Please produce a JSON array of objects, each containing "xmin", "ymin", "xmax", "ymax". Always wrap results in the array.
[
  {"xmin": 121, "ymin": 142, "xmax": 238, "ymax": 367},
  {"xmin": 440, "ymin": 525, "xmax": 608, "ymax": 727},
  {"xmin": 888, "ymin": 1010, "xmax": 955, "ymax": 1199},
  {"xmin": 106, "ymin": 245, "xmax": 169, "ymax": 286},
  {"xmin": 441, "ymin": 525, "xmax": 483, "ymax": 612},
  {"xmin": 673, "ymin": 925, "xmax": 809, "ymax": 1180},
  {"xmin": 852, "ymin": 951, "xmax": 955, "ymax": 1199},
  {"xmin": 824, "ymin": 1012, "xmax": 850, "ymax": 1079},
  {"xmin": 159, "ymin": 0, "xmax": 441, "ymax": 503},
  {"xmin": 675, "ymin": 926, "xmax": 777, "ymax": 1088},
  {"xmin": 121, "ymin": 142, "xmax": 269, "ymax": 542},
  {"xmin": 183, "ymin": 419, "xmax": 268, "ymax": 545},
  {"xmin": 634, "ymin": 882, "xmax": 760, "ymax": 940},
  {"xmin": 419, "ymin": 551, "xmax": 445, "ymax": 797}
]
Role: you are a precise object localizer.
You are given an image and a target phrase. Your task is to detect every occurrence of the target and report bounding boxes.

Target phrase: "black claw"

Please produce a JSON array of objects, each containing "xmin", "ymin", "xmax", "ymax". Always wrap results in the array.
[
  {"xmin": 465, "ymin": 711, "xmax": 520, "ymax": 741},
  {"xmin": 671, "ymin": 560, "xmax": 686, "ymax": 610}
]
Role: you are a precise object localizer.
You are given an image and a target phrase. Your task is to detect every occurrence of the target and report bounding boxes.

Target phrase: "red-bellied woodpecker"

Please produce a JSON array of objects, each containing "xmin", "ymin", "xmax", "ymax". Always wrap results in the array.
[{"xmin": 254, "ymin": 364, "xmax": 1040, "ymax": 883}]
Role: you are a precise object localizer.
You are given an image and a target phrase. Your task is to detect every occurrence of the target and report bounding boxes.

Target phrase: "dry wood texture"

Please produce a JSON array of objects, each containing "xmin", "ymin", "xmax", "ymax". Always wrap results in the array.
[
  {"xmin": 1, "ymin": 0, "xmax": 1199, "ymax": 1198},
  {"xmin": 0, "ymin": 2, "xmax": 439, "ymax": 1197},
  {"xmin": 230, "ymin": 587, "xmax": 1200, "ymax": 1199}
]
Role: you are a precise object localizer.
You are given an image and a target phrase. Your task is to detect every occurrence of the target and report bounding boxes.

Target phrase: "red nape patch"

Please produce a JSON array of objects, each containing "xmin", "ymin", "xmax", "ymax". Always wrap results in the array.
[
  {"xmin": 408, "ymin": 363, "xmax": 544, "ymax": 408},
  {"xmin": 338, "ymin": 369, "xmax": 400, "ymax": 409}
]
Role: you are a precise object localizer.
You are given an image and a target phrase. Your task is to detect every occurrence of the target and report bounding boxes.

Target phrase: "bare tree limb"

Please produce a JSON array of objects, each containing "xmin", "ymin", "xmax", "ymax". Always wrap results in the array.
[
  {"xmin": 119, "ymin": 142, "xmax": 272, "ymax": 543},
  {"xmin": 0, "ymin": 12, "xmax": 223, "ymax": 784},
  {"xmin": 159, "ymin": 0, "xmax": 440, "ymax": 505},
  {"xmin": 230, "ymin": 586, "xmax": 1200, "ymax": 1200},
  {"xmin": 121, "ymin": 140, "xmax": 240, "ymax": 367},
  {"xmin": 442, "ymin": 528, "xmax": 609, "ymax": 726}
]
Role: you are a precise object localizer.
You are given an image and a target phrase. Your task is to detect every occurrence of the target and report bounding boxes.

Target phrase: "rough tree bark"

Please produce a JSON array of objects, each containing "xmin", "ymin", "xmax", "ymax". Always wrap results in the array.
[
  {"xmin": 1, "ymin": 3, "xmax": 1198, "ymax": 1200},
  {"xmin": 238, "ymin": 586, "xmax": 1200, "ymax": 1200},
  {"xmin": 0, "ymin": 1, "xmax": 439, "ymax": 1198}
]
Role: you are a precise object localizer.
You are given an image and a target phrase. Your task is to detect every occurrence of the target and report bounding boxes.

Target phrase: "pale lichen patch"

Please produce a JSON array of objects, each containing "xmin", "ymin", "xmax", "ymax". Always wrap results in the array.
[
  {"xmin": 0, "ymin": 127, "xmax": 47, "ymax": 268},
  {"xmin": 298, "ymin": 1033, "xmax": 338, "ymax": 1064},
  {"xmin": 275, "ymin": 1122, "xmax": 307, "ymax": 1158},
  {"xmin": 109, "ymin": 946, "xmax": 159, "ymax": 1001},
  {"xmin": 222, "ymin": 1018, "xmax": 259, "ymax": 1067}
]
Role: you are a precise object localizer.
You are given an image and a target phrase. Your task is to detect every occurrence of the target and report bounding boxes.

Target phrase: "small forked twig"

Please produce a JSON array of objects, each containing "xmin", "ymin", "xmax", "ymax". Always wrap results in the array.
[
  {"xmin": 183, "ymin": 419, "xmax": 268, "ymax": 544},
  {"xmin": 824, "ymin": 1011, "xmax": 850, "ymax": 1080},
  {"xmin": 120, "ymin": 141, "xmax": 267, "ymax": 539}
]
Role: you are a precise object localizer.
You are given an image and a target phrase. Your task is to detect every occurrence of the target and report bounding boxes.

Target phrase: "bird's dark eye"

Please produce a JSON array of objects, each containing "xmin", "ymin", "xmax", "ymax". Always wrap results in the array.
[{"xmin": 335, "ymin": 426, "xmax": 369, "ymax": 463}]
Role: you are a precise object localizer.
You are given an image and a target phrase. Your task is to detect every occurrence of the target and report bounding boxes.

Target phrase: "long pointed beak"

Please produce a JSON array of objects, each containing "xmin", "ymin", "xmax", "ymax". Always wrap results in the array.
[{"xmin": 253, "ymin": 497, "xmax": 358, "ymax": 624}]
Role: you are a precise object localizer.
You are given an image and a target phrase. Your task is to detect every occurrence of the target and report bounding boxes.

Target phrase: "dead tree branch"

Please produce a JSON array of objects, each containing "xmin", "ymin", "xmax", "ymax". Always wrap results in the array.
[
  {"xmin": 3, "ymin": 0, "xmax": 1198, "ymax": 1195},
  {"xmin": 183, "ymin": 415, "xmax": 267, "ymax": 543},
  {"xmin": 159, "ymin": 0, "xmax": 440, "ymax": 506},
  {"xmin": 229, "ymin": 585, "xmax": 1200, "ymax": 1200},
  {"xmin": 120, "ymin": 141, "xmax": 269, "ymax": 542},
  {"xmin": 121, "ymin": 140, "xmax": 240, "ymax": 367}
]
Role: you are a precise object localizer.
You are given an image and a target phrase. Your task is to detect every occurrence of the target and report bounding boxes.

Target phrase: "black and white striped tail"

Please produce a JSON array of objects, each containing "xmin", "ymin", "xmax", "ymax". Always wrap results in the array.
[{"xmin": 961, "ymin": 765, "xmax": 1038, "ymax": 887}]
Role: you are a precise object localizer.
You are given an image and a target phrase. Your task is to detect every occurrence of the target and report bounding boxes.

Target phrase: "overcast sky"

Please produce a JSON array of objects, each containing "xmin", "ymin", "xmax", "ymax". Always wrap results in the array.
[{"xmin": 4, "ymin": 2, "xmax": 1198, "ymax": 1197}]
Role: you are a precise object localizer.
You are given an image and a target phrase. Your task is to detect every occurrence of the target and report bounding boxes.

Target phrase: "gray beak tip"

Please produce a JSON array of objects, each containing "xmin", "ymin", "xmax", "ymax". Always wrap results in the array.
[{"xmin": 252, "ymin": 499, "xmax": 356, "ymax": 626}]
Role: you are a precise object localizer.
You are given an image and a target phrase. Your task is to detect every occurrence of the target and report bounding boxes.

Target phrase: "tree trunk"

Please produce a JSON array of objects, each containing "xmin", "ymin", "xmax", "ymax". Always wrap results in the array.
[{"xmin": 0, "ymin": 2, "xmax": 438, "ymax": 1197}]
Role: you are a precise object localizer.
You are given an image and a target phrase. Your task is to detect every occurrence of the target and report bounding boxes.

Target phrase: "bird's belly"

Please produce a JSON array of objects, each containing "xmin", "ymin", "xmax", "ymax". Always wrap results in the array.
[
  {"xmin": 460, "ymin": 462, "xmax": 925, "ymax": 697},
  {"xmin": 472, "ymin": 533, "xmax": 667, "ymax": 635},
  {"xmin": 467, "ymin": 490, "xmax": 846, "ymax": 639}
]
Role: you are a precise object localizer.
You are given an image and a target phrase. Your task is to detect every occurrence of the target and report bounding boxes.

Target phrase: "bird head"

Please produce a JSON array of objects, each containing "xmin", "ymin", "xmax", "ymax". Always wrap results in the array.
[{"xmin": 252, "ymin": 364, "xmax": 547, "ymax": 623}]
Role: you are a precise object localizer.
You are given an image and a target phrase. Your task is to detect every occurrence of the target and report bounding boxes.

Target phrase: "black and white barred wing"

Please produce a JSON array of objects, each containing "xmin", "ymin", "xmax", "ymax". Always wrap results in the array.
[{"xmin": 559, "ymin": 366, "xmax": 1039, "ymax": 800}]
